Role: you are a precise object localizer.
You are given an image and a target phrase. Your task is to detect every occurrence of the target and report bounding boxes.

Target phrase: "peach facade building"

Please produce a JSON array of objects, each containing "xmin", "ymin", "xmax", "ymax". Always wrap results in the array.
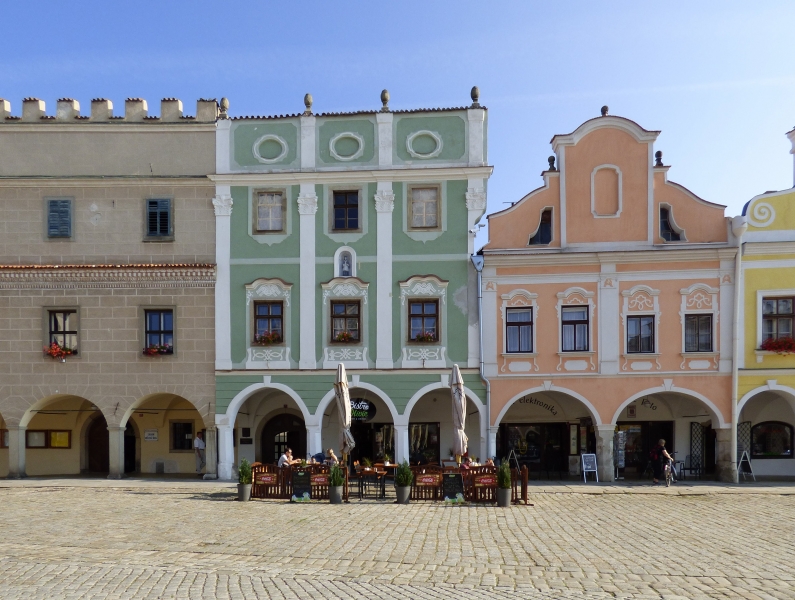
[{"xmin": 481, "ymin": 107, "xmax": 745, "ymax": 482}]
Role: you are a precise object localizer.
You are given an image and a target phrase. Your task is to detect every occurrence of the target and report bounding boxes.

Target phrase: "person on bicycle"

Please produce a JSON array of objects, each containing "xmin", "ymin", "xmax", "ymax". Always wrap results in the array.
[{"xmin": 651, "ymin": 438, "xmax": 674, "ymax": 484}]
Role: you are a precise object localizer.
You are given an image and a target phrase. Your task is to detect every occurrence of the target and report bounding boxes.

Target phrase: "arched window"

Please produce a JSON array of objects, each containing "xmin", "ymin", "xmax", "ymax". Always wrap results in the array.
[
  {"xmin": 660, "ymin": 207, "xmax": 681, "ymax": 242},
  {"xmin": 751, "ymin": 421, "xmax": 793, "ymax": 459},
  {"xmin": 529, "ymin": 209, "xmax": 552, "ymax": 245}
]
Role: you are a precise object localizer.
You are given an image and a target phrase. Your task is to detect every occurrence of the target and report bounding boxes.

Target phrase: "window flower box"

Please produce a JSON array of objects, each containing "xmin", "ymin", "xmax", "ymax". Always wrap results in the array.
[
  {"xmin": 412, "ymin": 331, "xmax": 438, "ymax": 343},
  {"xmin": 44, "ymin": 342, "xmax": 77, "ymax": 361},
  {"xmin": 143, "ymin": 344, "xmax": 173, "ymax": 356},
  {"xmin": 252, "ymin": 331, "xmax": 282, "ymax": 346},
  {"xmin": 334, "ymin": 331, "xmax": 357, "ymax": 343},
  {"xmin": 759, "ymin": 336, "xmax": 795, "ymax": 355}
]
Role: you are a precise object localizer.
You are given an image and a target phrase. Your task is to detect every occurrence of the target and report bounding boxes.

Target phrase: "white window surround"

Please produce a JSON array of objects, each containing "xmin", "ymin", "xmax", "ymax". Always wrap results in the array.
[
  {"xmin": 755, "ymin": 288, "xmax": 795, "ymax": 363},
  {"xmin": 660, "ymin": 202, "xmax": 687, "ymax": 242},
  {"xmin": 333, "ymin": 246, "xmax": 357, "ymax": 278},
  {"xmin": 555, "ymin": 287, "xmax": 596, "ymax": 372},
  {"xmin": 321, "ymin": 277, "xmax": 370, "ymax": 369},
  {"xmin": 402, "ymin": 181, "xmax": 447, "ymax": 243},
  {"xmin": 407, "ymin": 185, "xmax": 441, "ymax": 231},
  {"xmin": 679, "ymin": 283, "xmax": 720, "ymax": 369},
  {"xmin": 322, "ymin": 183, "xmax": 368, "ymax": 243},
  {"xmin": 399, "ymin": 275, "xmax": 448, "ymax": 368},
  {"xmin": 590, "ymin": 164, "xmax": 622, "ymax": 218},
  {"xmin": 500, "ymin": 290, "xmax": 539, "ymax": 373},
  {"xmin": 621, "ymin": 284, "xmax": 661, "ymax": 371},
  {"xmin": 244, "ymin": 278, "xmax": 293, "ymax": 369},
  {"xmin": 252, "ymin": 133, "xmax": 289, "ymax": 164},
  {"xmin": 247, "ymin": 187, "xmax": 292, "ymax": 246}
]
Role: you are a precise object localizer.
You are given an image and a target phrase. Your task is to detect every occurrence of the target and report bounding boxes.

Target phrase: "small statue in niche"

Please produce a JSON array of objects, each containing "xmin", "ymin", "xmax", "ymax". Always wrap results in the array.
[{"xmin": 340, "ymin": 252, "xmax": 352, "ymax": 277}]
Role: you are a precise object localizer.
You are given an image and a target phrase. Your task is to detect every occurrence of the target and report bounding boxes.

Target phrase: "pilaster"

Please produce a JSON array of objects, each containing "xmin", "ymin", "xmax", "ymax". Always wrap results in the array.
[
  {"xmin": 467, "ymin": 108, "xmax": 486, "ymax": 166},
  {"xmin": 213, "ymin": 191, "xmax": 233, "ymax": 370},
  {"xmin": 203, "ymin": 426, "xmax": 218, "ymax": 480},
  {"xmin": 107, "ymin": 426, "xmax": 126, "ymax": 480},
  {"xmin": 488, "ymin": 426, "xmax": 498, "ymax": 461},
  {"xmin": 7, "ymin": 426, "xmax": 26, "ymax": 479},
  {"xmin": 599, "ymin": 265, "xmax": 619, "ymax": 375},
  {"xmin": 482, "ymin": 271, "xmax": 499, "ymax": 378},
  {"xmin": 300, "ymin": 114, "xmax": 316, "ymax": 171},
  {"xmin": 376, "ymin": 112, "xmax": 393, "ymax": 168},
  {"xmin": 298, "ymin": 185, "xmax": 318, "ymax": 370},
  {"xmin": 466, "ymin": 181, "xmax": 487, "ymax": 369},
  {"xmin": 215, "ymin": 118, "xmax": 232, "ymax": 174},
  {"xmin": 595, "ymin": 424, "xmax": 615, "ymax": 482},
  {"xmin": 374, "ymin": 183, "xmax": 395, "ymax": 369},
  {"xmin": 719, "ymin": 262, "xmax": 734, "ymax": 373}
]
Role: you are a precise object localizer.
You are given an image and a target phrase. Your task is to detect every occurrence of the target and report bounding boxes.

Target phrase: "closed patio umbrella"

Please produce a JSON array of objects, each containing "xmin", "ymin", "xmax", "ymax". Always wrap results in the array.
[
  {"xmin": 333, "ymin": 363, "xmax": 356, "ymax": 460},
  {"xmin": 450, "ymin": 364, "xmax": 468, "ymax": 462}
]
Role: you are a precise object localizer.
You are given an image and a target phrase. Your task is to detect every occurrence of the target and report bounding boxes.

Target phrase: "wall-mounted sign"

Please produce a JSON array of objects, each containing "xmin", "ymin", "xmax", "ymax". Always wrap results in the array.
[
  {"xmin": 415, "ymin": 474, "xmax": 442, "ymax": 487},
  {"xmin": 350, "ymin": 398, "xmax": 376, "ymax": 421},
  {"xmin": 144, "ymin": 429, "xmax": 158, "ymax": 441},
  {"xmin": 474, "ymin": 474, "xmax": 497, "ymax": 488},
  {"xmin": 255, "ymin": 472, "xmax": 278, "ymax": 485},
  {"xmin": 311, "ymin": 474, "xmax": 329, "ymax": 486},
  {"xmin": 518, "ymin": 395, "xmax": 558, "ymax": 416}
]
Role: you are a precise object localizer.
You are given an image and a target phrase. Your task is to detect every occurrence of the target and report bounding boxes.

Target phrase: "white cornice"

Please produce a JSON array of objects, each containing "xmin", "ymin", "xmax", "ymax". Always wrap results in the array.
[
  {"xmin": 551, "ymin": 116, "xmax": 659, "ymax": 152},
  {"xmin": 483, "ymin": 247, "xmax": 737, "ymax": 266},
  {"xmin": 209, "ymin": 166, "xmax": 493, "ymax": 186},
  {"xmin": 0, "ymin": 177, "xmax": 212, "ymax": 188},
  {"xmin": 743, "ymin": 241, "xmax": 795, "ymax": 256}
]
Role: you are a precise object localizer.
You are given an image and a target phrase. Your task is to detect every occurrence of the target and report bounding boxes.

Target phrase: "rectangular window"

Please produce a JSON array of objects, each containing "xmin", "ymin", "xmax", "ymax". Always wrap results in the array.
[
  {"xmin": 333, "ymin": 191, "xmax": 359, "ymax": 231},
  {"xmin": 410, "ymin": 187, "xmax": 439, "ymax": 229},
  {"xmin": 171, "ymin": 421, "xmax": 194, "ymax": 452},
  {"xmin": 48, "ymin": 310, "xmax": 78, "ymax": 351},
  {"xmin": 685, "ymin": 314, "xmax": 713, "ymax": 352},
  {"xmin": 331, "ymin": 300, "xmax": 360, "ymax": 343},
  {"xmin": 254, "ymin": 302, "xmax": 283, "ymax": 344},
  {"xmin": 25, "ymin": 430, "xmax": 47, "ymax": 448},
  {"xmin": 145, "ymin": 309, "xmax": 174, "ymax": 352},
  {"xmin": 627, "ymin": 315, "xmax": 655, "ymax": 353},
  {"xmin": 48, "ymin": 431, "xmax": 71, "ymax": 449},
  {"xmin": 47, "ymin": 199, "xmax": 72, "ymax": 238},
  {"xmin": 762, "ymin": 297, "xmax": 794, "ymax": 341},
  {"xmin": 146, "ymin": 199, "xmax": 172, "ymax": 237},
  {"xmin": 506, "ymin": 308, "xmax": 533, "ymax": 353},
  {"xmin": 561, "ymin": 306, "xmax": 588, "ymax": 352},
  {"xmin": 1, "ymin": 429, "xmax": 8, "ymax": 448},
  {"xmin": 409, "ymin": 300, "xmax": 438, "ymax": 342},
  {"xmin": 256, "ymin": 192, "xmax": 284, "ymax": 232}
]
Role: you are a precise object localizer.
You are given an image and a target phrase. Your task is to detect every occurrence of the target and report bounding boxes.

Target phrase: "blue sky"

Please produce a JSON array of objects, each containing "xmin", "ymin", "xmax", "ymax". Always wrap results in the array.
[{"xmin": 2, "ymin": 1, "xmax": 794, "ymax": 247}]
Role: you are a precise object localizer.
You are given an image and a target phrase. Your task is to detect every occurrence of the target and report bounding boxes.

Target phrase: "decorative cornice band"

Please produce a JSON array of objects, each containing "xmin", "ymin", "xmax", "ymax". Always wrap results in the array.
[{"xmin": 0, "ymin": 265, "xmax": 216, "ymax": 289}]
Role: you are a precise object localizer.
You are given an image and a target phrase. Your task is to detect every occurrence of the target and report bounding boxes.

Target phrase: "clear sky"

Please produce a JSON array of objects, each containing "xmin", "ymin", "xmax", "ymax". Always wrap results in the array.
[{"xmin": 2, "ymin": 1, "xmax": 794, "ymax": 248}]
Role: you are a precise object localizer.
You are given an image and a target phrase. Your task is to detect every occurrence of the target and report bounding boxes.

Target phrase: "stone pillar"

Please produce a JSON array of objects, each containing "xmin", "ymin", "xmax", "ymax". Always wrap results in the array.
[
  {"xmin": 488, "ymin": 426, "xmax": 499, "ymax": 461},
  {"xmin": 595, "ymin": 425, "xmax": 615, "ymax": 482},
  {"xmin": 203, "ymin": 426, "xmax": 218, "ymax": 480},
  {"xmin": 374, "ymin": 185, "xmax": 394, "ymax": 369},
  {"xmin": 213, "ymin": 192, "xmax": 233, "ymax": 370},
  {"xmin": 217, "ymin": 421, "xmax": 234, "ymax": 481},
  {"xmin": 7, "ymin": 426, "xmax": 26, "ymax": 479},
  {"xmin": 394, "ymin": 424, "xmax": 409, "ymax": 464},
  {"xmin": 715, "ymin": 427, "xmax": 737, "ymax": 483},
  {"xmin": 107, "ymin": 426, "xmax": 126, "ymax": 480},
  {"xmin": 306, "ymin": 424, "xmax": 322, "ymax": 457},
  {"xmin": 298, "ymin": 186, "xmax": 318, "ymax": 370}
]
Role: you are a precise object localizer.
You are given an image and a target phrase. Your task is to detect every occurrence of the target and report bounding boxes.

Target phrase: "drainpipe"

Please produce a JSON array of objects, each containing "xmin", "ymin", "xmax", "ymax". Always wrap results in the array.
[
  {"xmin": 470, "ymin": 254, "xmax": 491, "ymax": 459},
  {"xmin": 730, "ymin": 215, "xmax": 748, "ymax": 483}
]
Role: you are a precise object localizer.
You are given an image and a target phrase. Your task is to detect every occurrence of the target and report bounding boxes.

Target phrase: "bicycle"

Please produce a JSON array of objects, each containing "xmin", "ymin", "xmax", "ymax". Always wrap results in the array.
[{"xmin": 664, "ymin": 453, "xmax": 679, "ymax": 487}]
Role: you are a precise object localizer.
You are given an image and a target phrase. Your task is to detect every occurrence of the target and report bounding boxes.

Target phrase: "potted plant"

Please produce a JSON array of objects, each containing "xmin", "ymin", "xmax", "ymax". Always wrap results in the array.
[
  {"xmin": 496, "ymin": 459, "xmax": 512, "ymax": 507},
  {"xmin": 384, "ymin": 453, "xmax": 391, "ymax": 466},
  {"xmin": 329, "ymin": 463, "xmax": 344, "ymax": 504},
  {"xmin": 253, "ymin": 330, "xmax": 282, "ymax": 345},
  {"xmin": 44, "ymin": 342, "xmax": 77, "ymax": 361},
  {"xmin": 142, "ymin": 344, "xmax": 173, "ymax": 356},
  {"xmin": 413, "ymin": 330, "xmax": 437, "ymax": 343},
  {"xmin": 760, "ymin": 336, "xmax": 795, "ymax": 355},
  {"xmin": 395, "ymin": 460, "xmax": 413, "ymax": 504},
  {"xmin": 362, "ymin": 457, "xmax": 373, "ymax": 470},
  {"xmin": 238, "ymin": 458, "xmax": 252, "ymax": 502}
]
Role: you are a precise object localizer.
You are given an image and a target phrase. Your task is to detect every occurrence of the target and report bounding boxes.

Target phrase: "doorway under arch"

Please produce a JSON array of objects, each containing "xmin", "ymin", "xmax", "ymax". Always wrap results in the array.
[
  {"xmin": 87, "ymin": 414, "xmax": 109, "ymax": 473},
  {"xmin": 261, "ymin": 413, "xmax": 306, "ymax": 464}
]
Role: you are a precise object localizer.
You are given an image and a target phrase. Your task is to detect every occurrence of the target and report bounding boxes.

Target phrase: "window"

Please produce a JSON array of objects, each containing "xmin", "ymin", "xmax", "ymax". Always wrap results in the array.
[
  {"xmin": 171, "ymin": 421, "xmax": 194, "ymax": 452},
  {"xmin": 26, "ymin": 431, "xmax": 47, "ymax": 448},
  {"xmin": 685, "ymin": 314, "xmax": 713, "ymax": 352},
  {"xmin": 506, "ymin": 308, "xmax": 533, "ymax": 353},
  {"xmin": 274, "ymin": 431, "xmax": 288, "ymax": 462},
  {"xmin": 660, "ymin": 207, "xmax": 681, "ymax": 242},
  {"xmin": 409, "ymin": 300, "xmax": 438, "ymax": 342},
  {"xmin": 145, "ymin": 310, "xmax": 174, "ymax": 352},
  {"xmin": 331, "ymin": 300, "xmax": 360, "ymax": 343},
  {"xmin": 409, "ymin": 187, "xmax": 439, "ymax": 229},
  {"xmin": 1, "ymin": 429, "xmax": 8, "ymax": 449},
  {"xmin": 254, "ymin": 302, "xmax": 283, "ymax": 344},
  {"xmin": 627, "ymin": 316, "xmax": 655, "ymax": 353},
  {"xmin": 24, "ymin": 430, "xmax": 70, "ymax": 449},
  {"xmin": 256, "ymin": 192, "xmax": 284, "ymax": 232},
  {"xmin": 561, "ymin": 306, "xmax": 588, "ymax": 352},
  {"xmin": 751, "ymin": 422, "xmax": 793, "ymax": 459},
  {"xmin": 762, "ymin": 297, "xmax": 794, "ymax": 341},
  {"xmin": 49, "ymin": 431, "xmax": 71, "ymax": 449},
  {"xmin": 529, "ymin": 209, "xmax": 552, "ymax": 245},
  {"xmin": 48, "ymin": 310, "xmax": 78, "ymax": 351},
  {"xmin": 47, "ymin": 199, "xmax": 72, "ymax": 238},
  {"xmin": 146, "ymin": 199, "xmax": 172, "ymax": 237},
  {"xmin": 333, "ymin": 191, "xmax": 359, "ymax": 231}
]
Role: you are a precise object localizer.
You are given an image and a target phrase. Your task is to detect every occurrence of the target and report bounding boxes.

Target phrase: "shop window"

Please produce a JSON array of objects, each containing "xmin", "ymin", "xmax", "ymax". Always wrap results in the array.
[
  {"xmin": 25, "ymin": 430, "xmax": 70, "ymax": 449},
  {"xmin": 145, "ymin": 309, "xmax": 174, "ymax": 353},
  {"xmin": 26, "ymin": 430, "xmax": 47, "ymax": 448},
  {"xmin": 751, "ymin": 422, "xmax": 793, "ymax": 459},
  {"xmin": 255, "ymin": 192, "xmax": 285, "ymax": 232},
  {"xmin": 48, "ymin": 310, "xmax": 78, "ymax": 352},
  {"xmin": 627, "ymin": 315, "xmax": 655, "ymax": 353},
  {"xmin": 660, "ymin": 207, "xmax": 681, "ymax": 242},
  {"xmin": 408, "ymin": 300, "xmax": 438, "ymax": 342},
  {"xmin": 762, "ymin": 297, "xmax": 794, "ymax": 341},
  {"xmin": 1, "ymin": 429, "xmax": 8, "ymax": 448},
  {"xmin": 146, "ymin": 199, "xmax": 172, "ymax": 239},
  {"xmin": 333, "ymin": 191, "xmax": 359, "ymax": 231},
  {"xmin": 171, "ymin": 421, "xmax": 194, "ymax": 452},
  {"xmin": 46, "ymin": 198, "xmax": 72, "ymax": 238},
  {"xmin": 254, "ymin": 302, "xmax": 283, "ymax": 344},
  {"xmin": 561, "ymin": 306, "xmax": 588, "ymax": 351},
  {"xmin": 506, "ymin": 307, "xmax": 533, "ymax": 353},
  {"xmin": 685, "ymin": 314, "xmax": 713, "ymax": 352},
  {"xmin": 529, "ymin": 209, "xmax": 552, "ymax": 245},
  {"xmin": 331, "ymin": 300, "xmax": 360, "ymax": 343},
  {"xmin": 408, "ymin": 422, "xmax": 440, "ymax": 465},
  {"xmin": 49, "ymin": 431, "xmax": 71, "ymax": 449},
  {"xmin": 409, "ymin": 187, "xmax": 439, "ymax": 229}
]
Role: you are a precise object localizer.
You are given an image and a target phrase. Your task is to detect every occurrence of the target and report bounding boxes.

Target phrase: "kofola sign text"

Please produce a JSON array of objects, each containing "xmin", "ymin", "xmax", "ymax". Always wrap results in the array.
[
  {"xmin": 518, "ymin": 395, "xmax": 557, "ymax": 416},
  {"xmin": 350, "ymin": 398, "xmax": 376, "ymax": 421}
]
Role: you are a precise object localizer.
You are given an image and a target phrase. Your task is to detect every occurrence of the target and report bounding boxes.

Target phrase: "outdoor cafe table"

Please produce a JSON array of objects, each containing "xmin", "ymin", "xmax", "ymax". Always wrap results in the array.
[{"xmin": 354, "ymin": 469, "xmax": 387, "ymax": 499}]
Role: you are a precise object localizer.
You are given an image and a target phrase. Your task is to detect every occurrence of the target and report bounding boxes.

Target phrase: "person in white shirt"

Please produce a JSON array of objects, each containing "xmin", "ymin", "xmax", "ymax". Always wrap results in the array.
[
  {"xmin": 194, "ymin": 431, "xmax": 206, "ymax": 477},
  {"xmin": 278, "ymin": 448, "xmax": 296, "ymax": 468}
]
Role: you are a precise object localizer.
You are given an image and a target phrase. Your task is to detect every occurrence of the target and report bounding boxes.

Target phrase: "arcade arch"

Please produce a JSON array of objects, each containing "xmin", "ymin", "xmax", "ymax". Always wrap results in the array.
[{"xmin": 737, "ymin": 385, "xmax": 795, "ymax": 479}]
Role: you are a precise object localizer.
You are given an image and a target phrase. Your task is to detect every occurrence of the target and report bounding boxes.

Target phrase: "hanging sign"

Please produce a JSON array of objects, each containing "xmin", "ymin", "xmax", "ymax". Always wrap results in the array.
[{"xmin": 350, "ymin": 399, "xmax": 376, "ymax": 422}]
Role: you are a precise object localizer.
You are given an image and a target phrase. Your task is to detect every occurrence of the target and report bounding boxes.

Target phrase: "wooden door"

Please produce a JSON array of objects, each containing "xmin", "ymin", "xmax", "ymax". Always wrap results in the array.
[{"xmin": 87, "ymin": 416, "xmax": 109, "ymax": 473}]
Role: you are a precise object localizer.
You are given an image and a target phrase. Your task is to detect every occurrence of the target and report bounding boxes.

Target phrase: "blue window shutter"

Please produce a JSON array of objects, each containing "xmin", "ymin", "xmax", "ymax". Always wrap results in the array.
[{"xmin": 47, "ymin": 200, "xmax": 71, "ymax": 238}]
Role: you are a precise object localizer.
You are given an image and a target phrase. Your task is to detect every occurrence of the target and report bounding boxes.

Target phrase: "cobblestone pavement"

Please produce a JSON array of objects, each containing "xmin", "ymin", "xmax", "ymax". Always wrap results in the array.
[{"xmin": 0, "ymin": 482, "xmax": 793, "ymax": 599}]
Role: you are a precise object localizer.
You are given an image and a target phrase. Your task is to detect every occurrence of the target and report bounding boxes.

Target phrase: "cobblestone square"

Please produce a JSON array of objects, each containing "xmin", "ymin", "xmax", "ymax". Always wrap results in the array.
[{"xmin": 0, "ymin": 481, "xmax": 793, "ymax": 599}]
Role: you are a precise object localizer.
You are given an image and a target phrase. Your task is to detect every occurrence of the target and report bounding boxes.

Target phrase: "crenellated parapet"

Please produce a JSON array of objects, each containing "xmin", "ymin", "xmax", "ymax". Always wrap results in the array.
[{"xmin": 0, "ymin": 97, "xmax": 220, "ymax": 123}]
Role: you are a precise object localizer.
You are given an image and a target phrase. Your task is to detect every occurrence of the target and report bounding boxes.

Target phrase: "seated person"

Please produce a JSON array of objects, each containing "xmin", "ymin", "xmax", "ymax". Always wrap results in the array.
[
  {"xmin": 326, "ymin": 449, "xmax": 339, "ymax": 464},
  {"xmin": 277, "ymin": 448, "xmax": 297, "ymax": 468},
  {"xmin": 484, "ymin": 458, "xmax": 495, "ymax": 467},
  {"xmin": 312, "ymin": 452, "xmax": 326, "ymax": 464}
]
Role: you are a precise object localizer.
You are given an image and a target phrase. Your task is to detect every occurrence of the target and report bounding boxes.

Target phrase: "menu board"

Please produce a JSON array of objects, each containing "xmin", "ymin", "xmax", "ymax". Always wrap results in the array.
[
  {"xmin": 415, "ymin": 473, "xmax": 441, "ymax": 487},
  {"xmin": 581, "ymin": 453, "xmax": 598, "ymax": 473},
  {"xmin": 443, "ymin": 473, "xmax": 464, "ymax": 501},
  {"xmin": 474, "ymin": 474, "xmax": 497, "ymax": 488},
  {"xmin": 255, "ymin": 472, "xmax": 279, "ymax": 485},
  {"xmin": 292, "ymin": 471, "xmax": 311, "ymax": 500}
]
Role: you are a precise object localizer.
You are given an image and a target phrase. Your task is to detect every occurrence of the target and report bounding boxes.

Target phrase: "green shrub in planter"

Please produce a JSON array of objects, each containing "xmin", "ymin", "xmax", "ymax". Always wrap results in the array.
[
  {"xmin": 239, "ymin": 458, "xmax": 252, "ymax": 485},
  {"xmin": 497, "ymin": 459, "xmax": 512, "ymax": 489},
  {"xmin": 329, "ymin": 464, "xmax": 345, "ymax": 487},
  {"xmin": 395, "ymin": 460, "xmax": 413, "ymax": 487}
]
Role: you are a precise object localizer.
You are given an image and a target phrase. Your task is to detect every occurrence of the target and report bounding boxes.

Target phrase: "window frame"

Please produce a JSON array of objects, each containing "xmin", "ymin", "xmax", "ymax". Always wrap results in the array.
[
  {"xmin": 750, "ymin": 421, "xmax": 793, "ymax": 459},
  {"xmin": 684, "ymin": 314, "xmax": 713, "ymax": 353},
  {"xmin": 253, "ymin": 301, "xmax": 284, "ymax": 345},
  {"xmin": 170, "ymin": 420, "xmax": 195, "ymax": 453},
  {"xmin": 762, "ymin": 296, "xmax": 794, "ymax": 342},
  {"xmin": 408, "ymin": 299, "xmax": 440, "ymax": 343},
  {"xmin": 253, "ymin": 190, "xmax": 286, "ymax": 234},
  {"xmin": 25, "ymin": 430, "xmax": 70, "ymax": 449},
  {"xmin": 505, "ymin": 307, "xmax": 534, "ymax": 353},
  {"xmin": 144, "ymin": 308, "xmax": 175, "ymax": 354},
  {"xmin": 144, "ymin": 197, "xmax": 174, "ymax": 241},
  {"xmin": 331, "ymin": 190, "xmax": 360, "ymax": 232},
  {"xmin": 45, "ymin": 197, "xmax": 73, "ymax": 240},
  {"xmin": 407, "ymin": 185, "xmax": 441, "ymax": 231},
  {"xmin": 330, "ymin": 300, "xmax": 361, "ymax": 344},
  {"xmin": 47, "ymin": 309, "xmax": 79, "ymax": 353},
  {"xmin": 626, "ymin": 315, "xmax": 655, "ymax": 354},
  {"xmin": 1, "ymin": 429, "xmax": 8, "ymax": 449},
  {"xmin": 528, "ymin": 208, "xmax": 553, "ymax": 245},
  {"xmin": 561, "ymin": 305, "xmax": 589, "ymax": 352}
]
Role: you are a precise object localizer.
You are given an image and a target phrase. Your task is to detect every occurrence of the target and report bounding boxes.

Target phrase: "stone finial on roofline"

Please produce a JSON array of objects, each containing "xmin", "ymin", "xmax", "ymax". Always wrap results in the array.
[
  {"xmin": 22, "ymin": 98, "xmax": 45, "ymax": 121},
  {"xmin": 0, "ymin": 98, "xmax": 10, "ymax": 120},
  {"xmin": 655, "ymin": 150, "xmax": 664, "ymax": 167},
  {"xmin": 548, "ymin": 156, "xmax": 557, "ymax": 171},
  {"xmin": 470, "ymin": 86, "xmax": 480, "ymax": 108},
  {"xmin": 125, "ymin": 98, "xmax": 148, "ymax": 121},
  {"xmin": 161, "ymin": 98, "xmax": 183, "ymax": 122},
  {"xmin": 219, "ymin": 97, "xmax": 230, "ymax": 120},
  {"xmin": 303, "ymin": 93, "xmax": 313, "ymax": 116},
  {"xmin": 56, "ymin": 98, "xmax": 80, "ymax": 120},
  {"xmin": 601, "ymin": 105, "xmax": 609, "ymax": 116},
  {"xmin": 380, "ymin": 89, "xmax": 390, "ymax": 112},
  {"xmin": 90, "ymin": 98, "xmax": 113, "ymax": 121}
]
